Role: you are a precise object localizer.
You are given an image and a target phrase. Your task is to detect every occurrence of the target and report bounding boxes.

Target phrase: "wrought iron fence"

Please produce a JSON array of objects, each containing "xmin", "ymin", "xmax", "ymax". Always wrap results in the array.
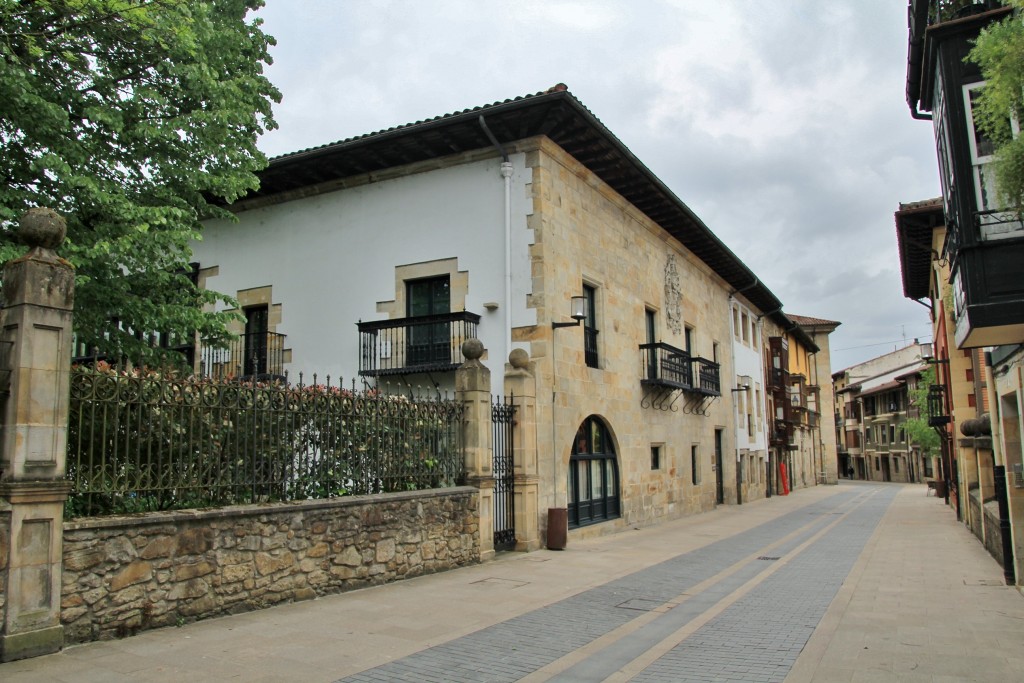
[{"xmin": 66, "ymin": 365, "xmax": 465, "ymax": 517}]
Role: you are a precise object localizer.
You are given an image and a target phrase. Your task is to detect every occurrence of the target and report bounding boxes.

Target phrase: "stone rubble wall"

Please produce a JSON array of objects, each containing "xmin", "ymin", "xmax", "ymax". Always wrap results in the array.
[{"xmin": 59, "ymin": 487, "xmax": 479, "ymax": 643}]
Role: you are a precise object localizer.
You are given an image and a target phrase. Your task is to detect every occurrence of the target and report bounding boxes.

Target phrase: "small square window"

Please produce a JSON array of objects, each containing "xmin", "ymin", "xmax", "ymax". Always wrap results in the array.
[{"xmin": 651, "ymin": 445, "xmax": 661, "ymax": 470}]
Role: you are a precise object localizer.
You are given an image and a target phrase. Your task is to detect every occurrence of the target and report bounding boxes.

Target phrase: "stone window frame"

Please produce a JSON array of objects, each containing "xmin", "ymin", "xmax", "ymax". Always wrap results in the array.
[
  {"xmin": 374, "ymin": 257, "xmax": 470, "ymax": 321},
  {"xmin": 204, "ymin": 281, "xmax": 291, "ymax": 373}
]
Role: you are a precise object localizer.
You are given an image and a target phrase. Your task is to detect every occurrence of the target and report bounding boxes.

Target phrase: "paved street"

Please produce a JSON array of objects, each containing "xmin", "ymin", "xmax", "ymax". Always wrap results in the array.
[{"xmin": 3, "ymin": 482, "xmax": 1022, "ymax": 682}]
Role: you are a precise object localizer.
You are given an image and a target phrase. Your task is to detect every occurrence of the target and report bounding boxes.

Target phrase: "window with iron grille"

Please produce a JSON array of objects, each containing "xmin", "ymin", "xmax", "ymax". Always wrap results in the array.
[{"xmin": 583, "ymin": 284, "xmax": 599, "ymax": 368}]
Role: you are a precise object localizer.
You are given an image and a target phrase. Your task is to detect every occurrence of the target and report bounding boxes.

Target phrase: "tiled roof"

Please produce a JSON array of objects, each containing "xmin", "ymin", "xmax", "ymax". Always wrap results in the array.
[
  {"xmin": 788, "ymin": 314, "xmax": 841, "ymax": 329},
  {"xmin": 240, "ymin": 84, "xmax": 818, "ymax": 350},
  {"xmin": 270, "ymin": 84, "xmax": 580, "ymax": 163},
  {"xmin": 898, "ymin": 197, "xmax": 942, "ymax": 212}
]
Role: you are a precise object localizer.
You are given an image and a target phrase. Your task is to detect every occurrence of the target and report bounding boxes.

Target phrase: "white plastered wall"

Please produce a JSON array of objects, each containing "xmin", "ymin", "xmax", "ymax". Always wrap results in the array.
[{"xmin": 193, "ymin": 153, "xmax": 536, "ymax": 384}]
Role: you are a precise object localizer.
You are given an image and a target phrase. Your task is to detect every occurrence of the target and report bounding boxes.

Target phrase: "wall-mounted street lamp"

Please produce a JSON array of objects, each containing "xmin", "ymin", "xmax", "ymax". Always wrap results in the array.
[
  {"xmin": 921, "ymin": 343, "xmax": 949, "ymax": 365},
  {"xmin": 552, "ymin": 295, "xmax": 587, "ymax": 329},
  {"xmin": 548, "ymin": 293, "xmax": 587, "ymax": 550},
  {"xmin": 731, "ymin": 374, "xmax": 753, "ymax": 392}
]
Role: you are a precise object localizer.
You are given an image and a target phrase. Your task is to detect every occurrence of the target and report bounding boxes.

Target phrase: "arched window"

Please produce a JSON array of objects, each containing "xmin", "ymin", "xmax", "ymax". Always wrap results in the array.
[{"xmin": 568, "ymin": 416, "xmax": 620, "ymax": 528}]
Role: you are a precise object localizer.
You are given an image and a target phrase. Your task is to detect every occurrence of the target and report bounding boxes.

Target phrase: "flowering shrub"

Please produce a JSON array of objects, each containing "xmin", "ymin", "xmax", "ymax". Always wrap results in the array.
[{"xmin": 66, "ymin": 364, "xmax": 464, "ymax": 517}]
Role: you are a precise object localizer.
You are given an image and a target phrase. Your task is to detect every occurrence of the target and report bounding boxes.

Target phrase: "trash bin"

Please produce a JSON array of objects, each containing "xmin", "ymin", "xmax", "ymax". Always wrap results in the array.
[
  {"xmin": 933, "ymin": 481, "xmax": 947, "ymax": 498},
  {"xmin": 547, "ymin": 507, "xmax": 567, "ymax": 550}
]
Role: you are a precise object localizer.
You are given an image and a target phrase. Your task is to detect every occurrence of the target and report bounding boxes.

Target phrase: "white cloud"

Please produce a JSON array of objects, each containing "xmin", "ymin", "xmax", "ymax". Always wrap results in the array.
[{"xmin": 253, "ymin": 0, "xmax": 941, "ymax": 371}]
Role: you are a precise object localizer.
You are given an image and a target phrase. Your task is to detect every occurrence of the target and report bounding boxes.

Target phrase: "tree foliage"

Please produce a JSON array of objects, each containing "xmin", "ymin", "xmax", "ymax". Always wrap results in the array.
[
  {"xmin": 969, "ymin": 1, "xmax": 1024, "ymax": 213},
  {"xmin": 904, "ymin": 366, "xmax": 940, "ymax": 458},
  {"xmin": 0, "ymin": 0, "xmax": 280, "ymax": 364}
]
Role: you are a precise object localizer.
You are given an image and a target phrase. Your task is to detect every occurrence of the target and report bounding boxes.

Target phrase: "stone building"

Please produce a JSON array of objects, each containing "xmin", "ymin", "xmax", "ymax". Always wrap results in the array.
[
  {"xmin": 191, "ymin": 85, "xmax": 831, "ymax": 547},
  {"xmin": 786, "ymin": 315, "xmax": 841, "ymax": 487},
  {"xmin": 902, "ymin": 0, "xmax": 1023, "ymax": 584},
  {"xmin": 833, "ymin": 343, "xmax": 931, "ymax": 484}
]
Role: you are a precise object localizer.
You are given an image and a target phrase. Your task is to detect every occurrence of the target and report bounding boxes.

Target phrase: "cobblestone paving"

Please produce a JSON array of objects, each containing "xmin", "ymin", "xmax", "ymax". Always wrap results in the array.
[{"xmin": 335, "ymin": 486, "xmax": 896, "ymax": 683}]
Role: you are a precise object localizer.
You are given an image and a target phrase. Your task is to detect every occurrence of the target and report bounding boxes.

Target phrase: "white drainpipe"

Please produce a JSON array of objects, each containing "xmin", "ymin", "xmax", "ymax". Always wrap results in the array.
[{"xmin": 501, "ymin": 161, "xmax": 513, "ymax": 351}]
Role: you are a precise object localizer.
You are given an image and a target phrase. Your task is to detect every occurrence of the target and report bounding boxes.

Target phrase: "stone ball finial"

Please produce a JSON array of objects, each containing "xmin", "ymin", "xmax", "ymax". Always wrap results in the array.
[
  {"xmin": 19, "ymin": 208, "xmax": 67, "ymax": 250},
  {"xmin": 508, "ymin": 348, "xmax": 529, "ymax": 369},
  {"xmin": 462, "ymin": 338, "xmax": 484, "ymax": 360}
]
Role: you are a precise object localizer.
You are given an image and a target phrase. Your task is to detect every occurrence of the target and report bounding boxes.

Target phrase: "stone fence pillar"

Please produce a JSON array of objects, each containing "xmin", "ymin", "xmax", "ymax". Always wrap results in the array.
[
  {"xmin": 0, "ymin": 208, "xmax": 75, "ymax": 661},
  {"xmin": 505, "ymin": 349, "xmax": 540, "ymax": 551},
  {"xmin": 456, "ymin": 339, "xmax": 494, "ymax": 562}
]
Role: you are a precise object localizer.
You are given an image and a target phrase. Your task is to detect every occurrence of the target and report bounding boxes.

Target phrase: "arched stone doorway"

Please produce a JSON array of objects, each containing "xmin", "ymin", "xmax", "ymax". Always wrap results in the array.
[{"xmin": 567, "ymin": 415, "xmax": 620, "ymax": 528}]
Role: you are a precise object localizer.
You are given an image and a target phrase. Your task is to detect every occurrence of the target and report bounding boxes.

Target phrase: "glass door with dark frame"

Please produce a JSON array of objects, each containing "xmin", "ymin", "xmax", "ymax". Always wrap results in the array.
[
  {"xmin": 645, "ymin": 309, "xmax": 657, "ymax": 380},
  {"xmin": 243, "ymin": 305, "xmax": 268, "ymax": 376},
  {"xmin": 406, "ymin": 275, "xmax": 451, "ymax": 366}
]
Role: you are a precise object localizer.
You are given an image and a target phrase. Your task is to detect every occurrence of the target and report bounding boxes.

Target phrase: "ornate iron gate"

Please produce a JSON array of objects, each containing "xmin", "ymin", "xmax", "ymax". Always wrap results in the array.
[{"xmin": 492, "ymin": 394, "xmax": 517, "ymax": 551}]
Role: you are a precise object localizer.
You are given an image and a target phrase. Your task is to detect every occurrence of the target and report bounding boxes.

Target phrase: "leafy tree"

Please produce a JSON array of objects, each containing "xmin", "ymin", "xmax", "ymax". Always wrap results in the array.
[
  {"xmin": 969, "ymin": 1, "xmax": 1024, "ymax": 213},
  {"xmin": 0, "ymin": 0, "xmax": 280, "ymax": 365},
  {"xmin": 905, "ymin": 366, "xmax": 940, "ymax": 464}
]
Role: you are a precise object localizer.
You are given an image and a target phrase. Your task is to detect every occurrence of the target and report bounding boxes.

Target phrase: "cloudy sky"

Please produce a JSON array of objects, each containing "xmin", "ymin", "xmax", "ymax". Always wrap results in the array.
[{"xmin": 253, "ymin": 0, "xmax": 940, "ymax": 372}]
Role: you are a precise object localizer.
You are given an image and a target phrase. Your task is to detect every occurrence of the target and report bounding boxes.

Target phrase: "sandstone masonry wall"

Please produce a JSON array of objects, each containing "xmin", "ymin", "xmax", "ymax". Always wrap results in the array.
[
  {"xmin": 60, "ymin": 488, "xmax": 479, "ymax": 643},
  {"xmin": 519, "ymin": 137, "xmax": 736, "ymax": 534}
]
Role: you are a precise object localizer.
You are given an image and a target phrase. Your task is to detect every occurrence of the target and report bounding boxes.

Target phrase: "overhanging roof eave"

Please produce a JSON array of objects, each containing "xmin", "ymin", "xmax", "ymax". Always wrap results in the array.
[{"xmin": 248, "ymin": 87, "xmax": 790, "ymax": 322}]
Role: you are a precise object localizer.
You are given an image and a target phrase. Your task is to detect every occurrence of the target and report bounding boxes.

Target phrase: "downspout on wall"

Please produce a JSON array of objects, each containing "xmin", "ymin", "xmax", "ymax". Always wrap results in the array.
[{"xmin": 479, "ymin": 115, "xmax": 514, "ymax": 351}]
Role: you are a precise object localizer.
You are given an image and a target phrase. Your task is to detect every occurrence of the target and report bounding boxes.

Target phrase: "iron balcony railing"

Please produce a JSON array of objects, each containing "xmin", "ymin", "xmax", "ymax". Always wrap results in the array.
[
  {"xmin": 694, "ymin": 357, "xmax": 721, "ymax": 396},
  {"xmin": 925, "ymin": 0, "xmax": 1005, "ymax": 26},
  {"xmin": 200, "ymin": 332, "xmax": 286, "ymax": 380},
  {"xmin": 770, "ymin": 419, "xmax": 794, "ymax": 448},
  {"xmin": 640, "ymin": 342, "xmax": 693, "ymax": 389},
  {"xmin": 928, "ymin": 384, "xmax": 951, "ymax": 427},
  {"xmin": 358, "ymin": 311, "xmax": 481, "ymax": 377},
  {"xmin": 639, "ymin": 344, "xmax": 720, "ymax": 395}
]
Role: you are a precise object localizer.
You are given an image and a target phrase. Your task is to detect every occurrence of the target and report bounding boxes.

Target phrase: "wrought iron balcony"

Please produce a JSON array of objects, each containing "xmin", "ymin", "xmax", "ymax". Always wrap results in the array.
[
  {"xmin": 200, "ymin": 332, "xmax": 287, "ymax": 380},
  {"xmin": 923, "ymin": 0, "xmax": 1005, "ymax": 26},
  {"xmin": 694, "ymin": 357, "xmax": 721, "ymax": 396},
  {"xmin": 927, "ymin": 384, "xmax": 951, "ymax": 427},
  {"xmin": 358, "ymin": 311, "xmax": 481, "ymax": 377},
  {"xmin": 639, "ymin": 344, "xmax": 720, "ymax": 396},
  {"xmin": 770, "ymin": 419, "xmax": 794, "ymax": 449},
  {"xmin": 640, "ymin": 342, "xmax": 693, "ymax": 390}
]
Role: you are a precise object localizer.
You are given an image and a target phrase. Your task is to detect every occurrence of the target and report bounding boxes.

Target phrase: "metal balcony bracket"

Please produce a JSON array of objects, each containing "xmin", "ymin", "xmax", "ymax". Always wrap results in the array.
[
  {"xmin": 640, "ymin": 384, "xmax": 682, "ymax": 412},
  {"xmin": 682, "ymin": 392, "xmax": 719, "ymax": 416}
]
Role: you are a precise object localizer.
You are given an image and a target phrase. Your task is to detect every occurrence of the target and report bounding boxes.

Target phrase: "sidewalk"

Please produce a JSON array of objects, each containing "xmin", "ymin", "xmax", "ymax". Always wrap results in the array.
[
  {"xmin": 787, "ymin": 484, "xmax": 1024, "ymax": 682},
  {"xmin": 1, "ymin": 482, "xmax": 1020, "ymax": 682}
]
